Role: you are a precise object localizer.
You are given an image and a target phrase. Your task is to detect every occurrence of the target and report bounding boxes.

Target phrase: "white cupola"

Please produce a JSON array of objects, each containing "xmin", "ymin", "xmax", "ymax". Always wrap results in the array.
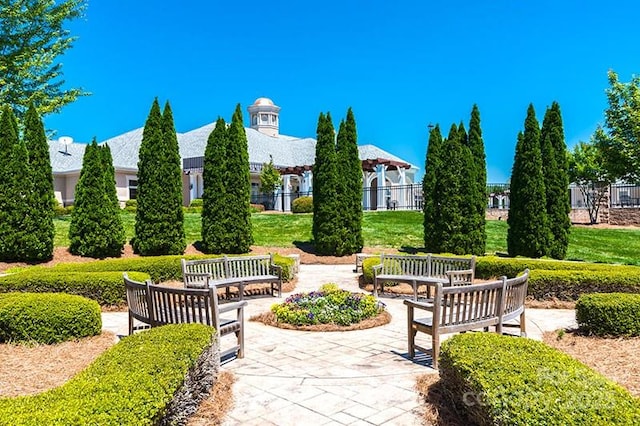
[{"xmin": 247, "ymin": 97, "xmax": 280, "ymax": 137}]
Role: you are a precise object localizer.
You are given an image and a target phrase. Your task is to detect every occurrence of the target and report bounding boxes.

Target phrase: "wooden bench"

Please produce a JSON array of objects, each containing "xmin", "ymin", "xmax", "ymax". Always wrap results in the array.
[
  {"xmin": 124, "ymin": 273, "xmax": 247, "ymax": 360},
  {"xmin": 182, "ymin": 254, "xmax": 283, "ymax": 298},
  {"xmin": 404, "ymin": 269, "xmax": 529, "ymax": 368},
  {"xmin": 372, "ymin": 253, "xmax": 476, "ymax": 298},
  {"xmin": 354, "ymin": 253, "xmax": 377, "ymax": 272}
]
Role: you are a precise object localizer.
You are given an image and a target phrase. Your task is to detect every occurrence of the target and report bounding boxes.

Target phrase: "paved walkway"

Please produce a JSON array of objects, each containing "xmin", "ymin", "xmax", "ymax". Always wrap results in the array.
[{"xmin": 102, "ymin": 264, "xmax": 577, "ymax": 425}]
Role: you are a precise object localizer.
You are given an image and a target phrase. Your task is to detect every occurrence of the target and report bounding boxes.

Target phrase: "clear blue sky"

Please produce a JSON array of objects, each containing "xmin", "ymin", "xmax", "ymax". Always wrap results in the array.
[{"xmin": 46, "ymin": 0, "xmax": 640, "ymax": 183}]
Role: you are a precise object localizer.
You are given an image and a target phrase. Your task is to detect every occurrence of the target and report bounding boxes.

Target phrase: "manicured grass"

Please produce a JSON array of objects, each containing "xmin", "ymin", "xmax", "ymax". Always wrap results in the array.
[{"xmin": 53, "ymin": 211, "xmax": 640, "ymax": 265}]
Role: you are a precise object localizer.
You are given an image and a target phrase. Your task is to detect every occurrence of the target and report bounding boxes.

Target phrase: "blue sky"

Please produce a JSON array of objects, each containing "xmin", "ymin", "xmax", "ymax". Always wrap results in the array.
[{"xmin": 46, "ymin": 0, "xmax": 640, "ymax": 182}]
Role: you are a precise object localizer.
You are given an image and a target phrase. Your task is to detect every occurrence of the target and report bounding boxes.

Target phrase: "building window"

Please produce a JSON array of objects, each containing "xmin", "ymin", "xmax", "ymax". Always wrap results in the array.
[
  {"xmin": 252, "ymin": 114, "xmax": 257, "ymax": 125},
  {"xmin": 261, "ymin": 114, "xmax": 268, "ymax": 123},
  {"xmin": 128, "ymin": 179, "xmax": 138, "ymax": 199},
  {"xmin": 271, "ymin": 114, "xmax": 277, "ymax": 124}
]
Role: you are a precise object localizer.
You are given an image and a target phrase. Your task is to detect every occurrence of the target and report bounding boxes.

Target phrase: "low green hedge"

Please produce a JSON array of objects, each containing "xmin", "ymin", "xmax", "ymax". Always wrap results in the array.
[
  {"xmin": 0, "ymin": 293, "xmax": 101, "ymax": 344},
  {"xmin": 292, "ymin": 196, "xmax": 313, "ymax": 213},
  {"xmin": 576, "ymin": 293, "xmax": 640, "ymax": 337},
  {"xmin": 38, "ymin": 253, "xmax": 296, "ymax": 282},
  {"xmin": 361, "ymin": 255, "xmax": 640, "ymax": 300},
  {"xmin": 0, "ymin": 324, "xmax": 215, "ymax": 425},
  {"xmin": 439, "ymin": 333, "xmax": 640, "ymax": 425},
  {"xmin": 0, "ymin": 271, "xmax": 150, "ymax": 306}
]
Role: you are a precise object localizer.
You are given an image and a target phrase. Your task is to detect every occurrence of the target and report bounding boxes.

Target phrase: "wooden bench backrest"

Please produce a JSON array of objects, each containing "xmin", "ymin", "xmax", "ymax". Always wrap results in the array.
[
  {"xmin": 148, "ymin": 283, "xmax": 220, "ymax": 330},
  {"xmin": 182, "ymin": 258, "xmax": 227, "ymax": 280},
  {"xmin": 434, "ymin": 278, "xmax": 505, "ymax": 333},
  {"xmin": 379, "ymin": 253, "xmax": 475, "ymax": 278},
  {"xmin": 124, "ymin": 273, "xmax": 152, "ymax": 324},
  {"xmin": 225, "ymin": 255, "xmax": 272, "ymax": 278},
  {"xmin": 502, "ymin": 269, "xmax": 529, "ymax": 321}
]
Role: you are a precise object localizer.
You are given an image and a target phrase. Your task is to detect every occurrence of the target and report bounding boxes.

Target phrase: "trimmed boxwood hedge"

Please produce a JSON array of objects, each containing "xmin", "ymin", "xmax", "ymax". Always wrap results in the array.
[
  {"xmin": 0, "ymin": 271, "xmax": 150, "ymax": 306},
  {"xmin": 439, "ymin": 333, "xmax": 640, "ymax": 425},
  {"xmin": 0, "ymin": 324, "xmax": 215, "ymax": 425},
  {"xmin": 361, "ymin": 255, "xmax": 640, "ymax": 301},
  {"xmin": 576, "ymin": 293, "xmax": 640, "ymax": 337},
  {"xmin": 0, "ymin": 293, "xmax": 101, "ymax": 344},
  {"xmin": 292, "ymin": 196, "xmax": 313, "ymax": 213},
  {"xmin": 10, "ymin": 253, "xmax": 295, "ymax": 283}
]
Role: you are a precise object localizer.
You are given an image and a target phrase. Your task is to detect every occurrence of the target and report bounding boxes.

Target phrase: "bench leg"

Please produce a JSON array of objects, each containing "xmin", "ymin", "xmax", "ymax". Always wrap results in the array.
[
  {"xmin": 373, "ymin": 278, "xmax": 379, "ymax": 297},
  {"xmin": 520, "ymin": 311, "xmax": 527, "ymax": 337},
  {"xmin": 407, "ymin": 306, "xmax": 415, "ymax": 358},
  {"xmin": 432, "ymin": 334, "xmax": 440, "ymax": 369}
]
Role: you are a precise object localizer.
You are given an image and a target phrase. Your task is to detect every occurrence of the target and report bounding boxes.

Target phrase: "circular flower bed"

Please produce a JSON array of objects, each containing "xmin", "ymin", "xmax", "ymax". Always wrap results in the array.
[{"xmin": 253, "ymin": 283, "xmax": 390, "ymax": 331}]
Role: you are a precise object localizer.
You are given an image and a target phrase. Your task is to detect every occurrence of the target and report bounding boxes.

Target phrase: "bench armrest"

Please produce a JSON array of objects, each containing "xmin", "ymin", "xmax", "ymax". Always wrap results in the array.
[
  {"xmin": 403, "ymin": 299, "xmax": 436, "ymax": 312},
  {"xmin": 270, "ymin": 264, "xmax": 283, "ymax": 279},
  {"xmin": 218, "ymin": 300, "xmax": 248, "ymax": 314},
  {"xmin": 372, "ymin": 264, "xmax": 383, "ymax": 276}
]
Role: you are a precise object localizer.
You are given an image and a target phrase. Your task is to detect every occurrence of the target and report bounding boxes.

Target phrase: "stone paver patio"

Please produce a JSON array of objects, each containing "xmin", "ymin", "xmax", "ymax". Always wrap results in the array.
[{"xmin": 102, "ymin": 264, "xmax": 577, "ymax": 425}]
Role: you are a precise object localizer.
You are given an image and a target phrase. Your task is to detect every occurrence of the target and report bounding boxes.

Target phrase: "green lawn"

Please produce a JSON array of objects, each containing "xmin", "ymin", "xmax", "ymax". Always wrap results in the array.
[{"xmin": 53, "ymin": 210, "xmax": 640, "ymax": 265}]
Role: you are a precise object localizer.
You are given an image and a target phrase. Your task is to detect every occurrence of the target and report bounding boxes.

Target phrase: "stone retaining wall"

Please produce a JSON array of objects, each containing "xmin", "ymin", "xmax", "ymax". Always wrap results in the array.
[{"xmin": 608, "ymin": 207, "xmax": 640, "ymax": 226}]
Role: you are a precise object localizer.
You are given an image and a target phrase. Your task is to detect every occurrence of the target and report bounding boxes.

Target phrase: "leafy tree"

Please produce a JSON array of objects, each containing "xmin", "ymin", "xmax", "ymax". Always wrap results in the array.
[
  {"xmin": 313, "ymin": 112, "xmax": 340, "ymax": 255},
  {"xmin": 0, "ymin": 0, "xmax": 87, "ymax": 118},
  {"xmin": 507, "ymin": 104, "xmax": 549, "ymax": 258},
  {"xmin": 23, "ymin": 102, "xmax": 55, "ymax": 260},
  {"xmin": 69, "ymin": 140, "xmax": 123, "ymax": 258},
  {"xmin": 223, "ymin": 104, "xmax": 253, "ymax": 253},
  {"xmin": 467, "ymin": 104, "xmax": 487, "ymax": 255},
  {"xmin": 540, "ymin": 102, "xmax": 571, "ymax": 259},
  {"xmin": 568, "ymin": 138, "xmax": 612, "ymax": 224},
  {"xmin": 595, "ymin": 70, "xmax": 640, "ymax": 182},
  {"xmin": 423, "ymin": 124, "xmax": 443, "ymax": 252},
  {"xmin": 259, "ymin": 155, "xmax": 282, "ymax": 210},
  {"xmin": 133, "ymin": 99, "xmax": 186, "ymax": 255},
  {"xmin": 201, "ymin": 117, "xmax": 229, "ymax": 254},
  {"xmin": 335, "ymin": 107, "xmax": 363, "ymax": 255}
]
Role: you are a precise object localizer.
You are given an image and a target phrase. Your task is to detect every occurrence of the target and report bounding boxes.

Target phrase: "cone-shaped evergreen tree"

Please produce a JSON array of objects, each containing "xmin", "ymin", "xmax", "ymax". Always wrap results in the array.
[
  {"xmin": 224, "ymin": 104, "xmax": 253, "ymax": 253},
  {"xmin": 99, "ymin": 144, "xmax": 125, "ymax": 254},
  {"xmin": 423, "ymin": 124, "xmax": 443, "ymax": 251},
  {"xmin": 313, "ymin": 112, "xmax": 340, "ymax": 255},
  {"xmin": 507, "ymin": 105, "xmax": 549, "ymax": 258},
  {"xmin": 540, "ymin": 102, "xmax": 571, "ymax": 259},
  {"xmin": 133, "ymin": 99, "xmax": 186, "ymax": 255},
  {"xmin": 201, "ymin": 117, "xmax": 229, "ymax": 253},
  {"xmin": 467, "ymin": 104, "xmax": 487, "ymax": 255},
  {"xmin": 456, "ymin": 122, "xmax": 479, "ymax": 255},
  {"xmin": 23, "ymin": 102, "xmax": 55, "ymax": 260},
  {"xmin": 0, "ymin": 106, "xmax": 19, "ymax": 260},
  {"xmin": 335, "ymin": 108, "xmax": 363, "ymax": 255},
  {"xmin": 69, "ymin": 140, "xmax": 123, "ymax": 258}
]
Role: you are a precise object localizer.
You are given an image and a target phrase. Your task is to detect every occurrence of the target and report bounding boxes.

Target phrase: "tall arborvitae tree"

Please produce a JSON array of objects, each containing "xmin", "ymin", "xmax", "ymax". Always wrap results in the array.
[
  {"xmin": 133, "ymin": 99, "xmax": 186, "ymax": 255},
  {"xmin": 540, "ymin": 102, "xmax": 571, "ymax": 259},
  {"xmin": 23, "ymin": 102, "xmax": 55, "ymax": 260},
  {"xmin": 456, "ymin": 122, "xmax": 479, "ymax": 255},
  {"xmin": 507, "ymin": 104, "xmax": 549, "ymax": 258},
  {"xmin": 224, "ymin": 104, "xmax": 253, "ymax": 253},
  {"xmin": 313, "ymin": 112, "xmax": 340, "ymax": 255},
  {"xmin": 467, "ymin": 105, "xmax": 487, "ymax": 255},
  {"xmin": 69, "ymin": 140, "xmax": 123, "ymax": 258},
  {"xmin": 99, "ymin": 144, "xmax": 125, "ymax": 254},
  {"xmin": 433, "ymin": 124, "xmax": 475, "ymax": 254},
  {"xmin": 335, "ymin": 108, "xmax": 363, "ymax": 255},
  {"xmin": 423, "ymin": 124, "xmax": 443, "ymax": 252},
  {"xmin": 0, "ymin": 106, "xmax": 19, "ymax": 260},
  {"xmin": 201, "ymin": 117, "xmax": 229, "ymax": 253}
]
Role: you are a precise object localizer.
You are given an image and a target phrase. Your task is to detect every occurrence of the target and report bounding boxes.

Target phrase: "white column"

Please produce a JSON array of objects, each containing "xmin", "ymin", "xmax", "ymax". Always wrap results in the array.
[
  {"xmin": 398, "ymin": 168, "xmax": 406, "ymax": 209},
  {"xmin": 283, "ymin": 175, "xmax": 292, "ymax": 212},
  {"xmin": 376, "ymin": 164, "xmax": 388, "ymax": 210},
  {"xmin": 362, "ymin": 171, "xmax": 369, "ymax": 210},
  {"xmin": 189, "ymin": 174, "xmax": 197, "ymax": 203}
]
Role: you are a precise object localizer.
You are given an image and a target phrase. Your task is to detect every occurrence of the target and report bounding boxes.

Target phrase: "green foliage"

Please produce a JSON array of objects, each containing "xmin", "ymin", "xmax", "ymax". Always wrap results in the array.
[
  {"xmin": 0, "ymin": 293, "xmax": 101, "ymax": 344},
  {"xmin": 0, "ymin": 0, "xmax": 87, "ymax": 119},
  {"xmin": 0, "ymin": 270, "xmax": 149, "ymax": 306},
  {"xmin": 291, "ymin": 196, "xmax": 313, "ymax": 213},
  {"xmin": 423, "ymin": 124, "xmax": 443, "ymax": 251},
  {"xmin": 596, "ymin": 70, "xmax": 640, "ymax": 182},
  {"xmin": 69, "ymin": 140, "xmax": 124, "ymax": 258},
  {"xmin": 439, "ymin": 333, "xmax": 640, "ymax": 425},
  {"xmin": 133, "ymin": 99, "xmax": 186, "ymax": 255},
  {"xmin": 250, "ymin": 203, "xmax": 265, "ymax": 213},
  {"xmin": 312, "ymin": 112, "xmax": 340, "ymax": 255},
  {"xmin": 54, "ymin": 203, "xmax": 73, "ymax": 216},
  {"xmin": 259, "ymin": 155, "xmax": 282, "ymax": 208},
  {"xmin": 202, "ymin": 117, "xmax": 229, "ymax": 253},
  {"xmin": 124, "ymin": 199, "xmax": 137, "ymax": 212},
  {"xmin": 223, "ymin": 105, "xmax": 253, "ymax": 253},
  {"xmin": 189, "ymin": 198, "xmax": 203, "ymax": 208},
  {"xmin": 362, "ymin": 256, "xmax": 381, "ymax": 283},
  {"xmin": 568, "ymin": 139, "xmax": 611, "ymax": 224},
  {"xmin": 467, "ymin": 105, "xmax": 487, "ymax": 255},
  {"xmin": 0, "ymin": 324, "xmax": 215, "ymax": 425},
  {"xmin": 334, "ymin": 108, "xmax": 364, "ymax": 255},
  {"xmin": 540, "ymin": 102, "xmax": 571, "ymax": 259},
  {"xmin": 508, "ymin": 105, "xmax": 549, "ymax": 258},
  {"xmin": 23, "ymin": 103, "xmax": 55, "ymax": 260},
  {"xmin": 271, "ymin": 285, "xmax": 383, "ymax": 326},
  {"xmin": 576, "ymin": 293, "xmax": 640, "ymax": 337}
]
